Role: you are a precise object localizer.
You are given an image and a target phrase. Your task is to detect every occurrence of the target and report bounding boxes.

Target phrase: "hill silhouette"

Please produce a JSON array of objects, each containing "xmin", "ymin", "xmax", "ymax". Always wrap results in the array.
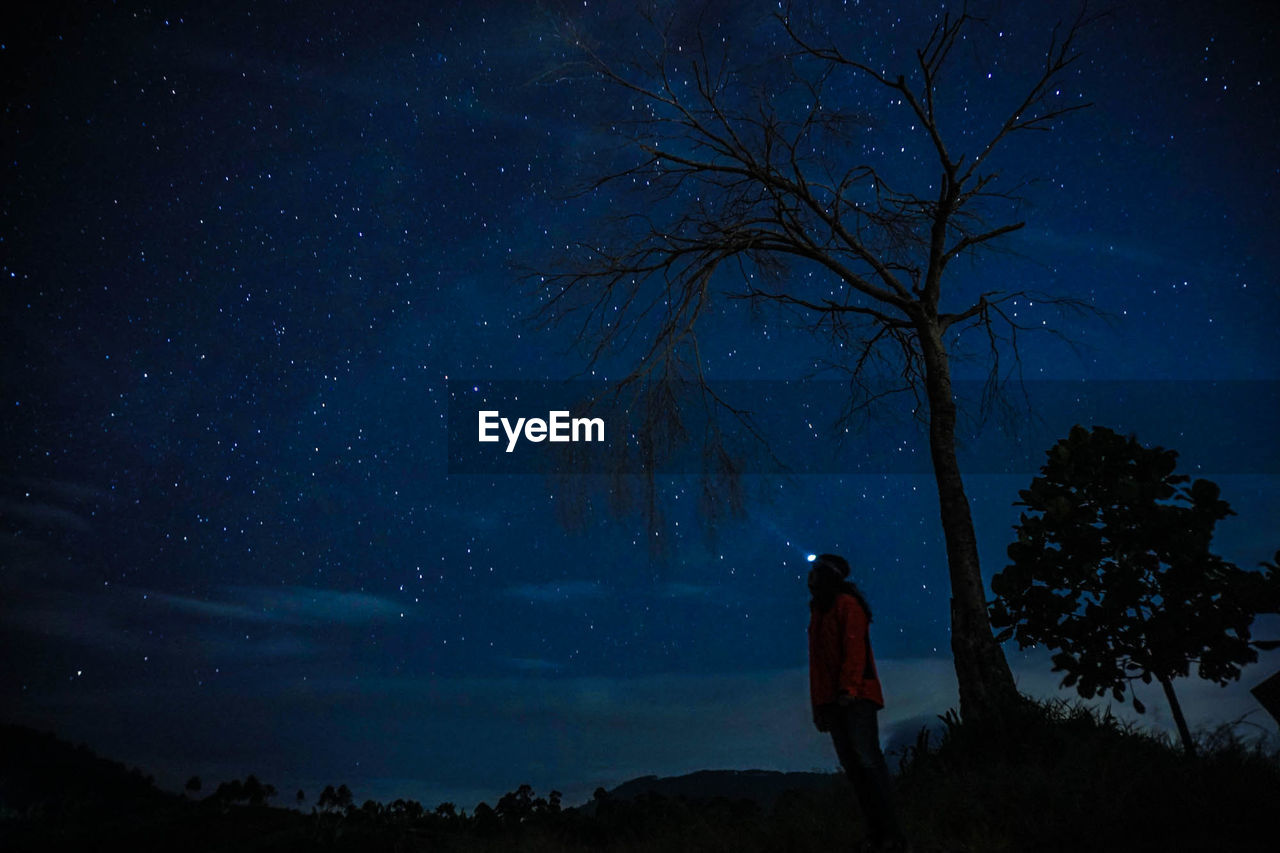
[
  {"xmin": 0, "ymin": 724, "xmax": 307, "ymax": 852},
  {"xmin": 2, "ymin": 703, "xmax": 1278, "ymax": 851},
  {"xmin": 0, "ymin": 724, "xmax": 176, "ymax": 820},
  {"xmin": 592, "ymin": 769, "xmax": 837, "ymax": 812}
]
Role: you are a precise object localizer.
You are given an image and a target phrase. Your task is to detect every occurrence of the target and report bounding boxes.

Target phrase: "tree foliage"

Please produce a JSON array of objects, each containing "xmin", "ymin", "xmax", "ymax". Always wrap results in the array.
[
  {"xmin": 990, "ymin": 425, "xmax": 1280, "ymax": 752},
  {"xmin": 316, "ymin": 782, "xmax": 354, "ymax": 813},
  {"xmin": 208, "ymin": 774, "xmax": 277, "ymax": 807}
]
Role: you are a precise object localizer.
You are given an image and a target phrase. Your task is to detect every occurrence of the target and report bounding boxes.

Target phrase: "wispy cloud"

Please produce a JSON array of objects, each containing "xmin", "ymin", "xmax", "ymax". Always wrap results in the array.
[
  {"xmin": 502, "ymin": 657, "xmax": 565, "ymax": 673},
  {"xmin": 148, "ymin": 585, "xmax": 407, "ymax": 626},
  {"xmin": 504, "ymin": 580, "xmax": 727, "ymax": 604},
  {"xmin": 1, "ymin": 584, "xmax": 408, "ymax": 664},
  {"xmin": 0, "ymin": 498, "xmax": 92, "ymax": 532},
  {"xmin": 144, "ymin": 591, "xmax": 274, "ymax": 624},
  {"xmin": 504, "ymin": 580, "xmax": 605, "ymax": 603},
  {"xmin": 656, "ymin": 582, "xmax": 719, "ymax": 600},
  {"xmin": 0, "ymin": 476, "xmax": 114, "ymax": 534},
  {"xmin": 7, "ymin": 476, "xmax": 112, "ymax": 505},
  {"xmin": 1, "ymin": 600, "xmax": 149, "ymax": 653},
  {"xmin": 1012, "ymin": 227, "xmax": 1214, "ymax": 277}
]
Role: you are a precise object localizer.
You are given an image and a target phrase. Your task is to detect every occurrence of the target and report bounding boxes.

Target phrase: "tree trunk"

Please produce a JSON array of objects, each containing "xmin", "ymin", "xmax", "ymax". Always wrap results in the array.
[
  {"xmin": 918, "ymin": 319, "xmax": 1020, "ymax": 723},
  {"xmin": 1159, "ymin": 675, "xmax": 1196, "ymax": 757}
]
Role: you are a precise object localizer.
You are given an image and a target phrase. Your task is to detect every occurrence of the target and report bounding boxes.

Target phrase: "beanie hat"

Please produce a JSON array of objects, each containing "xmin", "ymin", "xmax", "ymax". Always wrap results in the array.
[{"xmin": 812, "ymin": 553, "xmax": 851, "ymax": 581}]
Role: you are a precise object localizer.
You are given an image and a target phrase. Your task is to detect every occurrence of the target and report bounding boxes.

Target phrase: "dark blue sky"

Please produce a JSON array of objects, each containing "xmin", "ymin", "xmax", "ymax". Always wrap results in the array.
[{"xmin": 3, "ymin": 0, "xmax": 1277, "ymax": 808}]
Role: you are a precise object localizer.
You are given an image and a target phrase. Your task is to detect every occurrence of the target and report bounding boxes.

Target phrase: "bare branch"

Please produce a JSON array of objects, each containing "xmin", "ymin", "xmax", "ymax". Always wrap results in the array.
[
  {"xmin": 942, "ymin": 221, "xmax": 1027, "ymax": 267},
  {"xmin": 530, "ymin": 2, "xmax": 1098, "ymax": 480},
  {"xmin": 961, "ymin": 4, "xmax": 1098, "ymax": 183}
]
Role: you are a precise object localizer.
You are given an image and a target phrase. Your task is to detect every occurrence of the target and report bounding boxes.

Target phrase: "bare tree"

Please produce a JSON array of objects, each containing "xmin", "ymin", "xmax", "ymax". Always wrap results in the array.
[{"xmin": 535, "ymin": 3, "xmax": 1095, "ymax": 722}]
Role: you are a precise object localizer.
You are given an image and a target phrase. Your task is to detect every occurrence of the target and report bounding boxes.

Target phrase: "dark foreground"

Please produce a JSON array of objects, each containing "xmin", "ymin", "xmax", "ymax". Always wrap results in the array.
[{"xmin": 3, "ymin": 700, "xmax": 1277, "ymax": 852}]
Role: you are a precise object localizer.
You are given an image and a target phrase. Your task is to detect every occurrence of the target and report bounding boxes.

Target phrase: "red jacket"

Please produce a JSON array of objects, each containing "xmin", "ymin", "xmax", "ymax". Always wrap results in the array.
[{"xmin": 808, "ymin": 592, "xmax": 884, "ymax": 709}]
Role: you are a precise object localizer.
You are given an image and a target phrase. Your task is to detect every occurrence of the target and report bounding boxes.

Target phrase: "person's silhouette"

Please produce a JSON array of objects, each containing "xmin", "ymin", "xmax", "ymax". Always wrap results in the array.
[{"xmin": 807, "ymin": 553, "xmax": 908, "ymax": 852}]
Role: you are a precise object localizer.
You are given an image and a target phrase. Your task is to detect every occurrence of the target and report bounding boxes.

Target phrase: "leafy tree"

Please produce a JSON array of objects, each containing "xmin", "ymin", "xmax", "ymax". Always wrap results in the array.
[
  {"xmin": 990, "ymin": 425, "xmax": 1280, "ymax": 754},
  {"xmin": 496, "ymin": 782, "xmax": 537, "ymax": 825},
  {"xmin": 241, "ymin": 774, "xmax": 276, "ymax": 807},
  {"xmin": 535, "ymin": 1, "xmax": 1097, "ymax": 722},
  {"xmin": 206, "ymin": 774, "xmax": 277, "ymax": 807},
  {"xmin": 389, "ymin": 798, "xmax": 425, "ymax": 821},
  {"xmin": 473, "ymin": 800, "xmax": 499, "ymax": 834},
  {"xmin": 493, "ymin": 783, "xmax": 563, "ymax": 826},
  {"xmin": 210, "ymin": 778, "xmax": 244, "ymax": 806},
  {"xmin": 316, "ymin": 782, "xmax": 354, "ymax": 813},
  {"xmin": 184, "ymin": 775, "xmax": 201, "ymax": 797}
]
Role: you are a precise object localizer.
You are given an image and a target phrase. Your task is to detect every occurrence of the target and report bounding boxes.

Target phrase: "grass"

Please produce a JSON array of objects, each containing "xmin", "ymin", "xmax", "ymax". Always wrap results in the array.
[
  {"xmin": 894, "ymin": 699, "xmax": 1280, "ymax": 852},
  {"xmin": 3, "ymin": 700, "xmax": 1277, "ymax": 852}
]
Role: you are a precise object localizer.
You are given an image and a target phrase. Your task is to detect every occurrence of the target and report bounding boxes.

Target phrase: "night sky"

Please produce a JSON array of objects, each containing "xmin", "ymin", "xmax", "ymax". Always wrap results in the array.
[{"xmin": 3, "ymin": 0, "xmax": 1278, "ymax": 809}]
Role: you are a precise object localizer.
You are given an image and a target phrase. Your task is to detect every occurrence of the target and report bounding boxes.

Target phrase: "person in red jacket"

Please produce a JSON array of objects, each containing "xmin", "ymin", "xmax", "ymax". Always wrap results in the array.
[{"xmin": 808, "ymin": 553, "xmax": 907, "ymax": 852}]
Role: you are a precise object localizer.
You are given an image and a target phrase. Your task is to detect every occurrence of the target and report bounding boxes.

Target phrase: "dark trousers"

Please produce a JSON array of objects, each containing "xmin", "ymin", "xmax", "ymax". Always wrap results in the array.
[{"xmin": 828, "ymin": 699, "xmax": 903, "ymax": 844}]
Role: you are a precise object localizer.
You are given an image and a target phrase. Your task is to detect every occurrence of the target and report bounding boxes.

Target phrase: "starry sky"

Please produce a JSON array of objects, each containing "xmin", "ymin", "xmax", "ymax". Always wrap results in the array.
[{"xmin": 3, "ymin": 0, "xmax": 1278, "ymax": 809}]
